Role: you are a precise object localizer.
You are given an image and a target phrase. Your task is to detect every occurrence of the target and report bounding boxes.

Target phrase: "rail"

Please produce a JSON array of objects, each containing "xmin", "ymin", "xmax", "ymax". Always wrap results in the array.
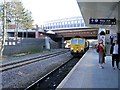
[{"xmin": 0, "ymin": 50, "xmax": 69, "ymax": 72}]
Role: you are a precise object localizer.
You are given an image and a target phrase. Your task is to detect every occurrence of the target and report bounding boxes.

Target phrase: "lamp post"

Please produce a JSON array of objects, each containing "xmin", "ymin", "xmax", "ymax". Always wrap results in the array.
[{"xmin": 0, "ymin": 0, "xmax": 6, "ymax": 57}]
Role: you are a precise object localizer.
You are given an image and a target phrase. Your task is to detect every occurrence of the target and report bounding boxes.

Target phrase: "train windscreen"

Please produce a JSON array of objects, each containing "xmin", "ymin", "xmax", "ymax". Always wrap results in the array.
[
  {"xmin": 78, "ymin": 40, "xmax": 84, "ymax": 44},
  {"xmin": 71, "ymin": 40, "xmax": 77, "ymax": 44}
]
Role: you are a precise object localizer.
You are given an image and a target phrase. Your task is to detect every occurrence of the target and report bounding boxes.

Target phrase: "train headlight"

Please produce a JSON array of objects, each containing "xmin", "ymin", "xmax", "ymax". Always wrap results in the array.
[
  {"xmin": 81, "ymin": 48, "xmax": 84, "ymax": 52},
  {"xmin": 81, "ymin": 48, "xmax": 84, "ymax": 51},
  {"xmin": 81, "ymin": 48, "xmax": 84, "ymax": 50},
  {"xmin": 71, "ymin": 48, "xmax": 73, "ymax": 50}
]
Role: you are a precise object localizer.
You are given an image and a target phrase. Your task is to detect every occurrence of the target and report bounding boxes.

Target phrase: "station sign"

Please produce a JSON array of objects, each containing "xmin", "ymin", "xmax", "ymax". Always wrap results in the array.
[{"xmin": 89, "ymin": 18, "xmax": 116, "ymax": 25}]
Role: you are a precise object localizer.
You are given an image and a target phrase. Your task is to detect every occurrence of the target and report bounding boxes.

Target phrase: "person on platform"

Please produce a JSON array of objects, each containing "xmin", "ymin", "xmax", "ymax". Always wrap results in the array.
[
  {"xmin": 110, "ymin": 40, "xmax": 120, "ymax": 70},
  {"xmin": 110, "ymin": 35, "xmax": 114, "ymax": 44},
  {"xmin": 97, "ymin": 39, "xmax": 105, "ymax": 69}
]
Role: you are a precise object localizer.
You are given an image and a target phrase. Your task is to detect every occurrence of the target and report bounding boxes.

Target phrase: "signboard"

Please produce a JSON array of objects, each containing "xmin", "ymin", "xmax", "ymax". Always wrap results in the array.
[{"xmin": 89, "ymin": 18, "xmax": 116, "ymax": 25}]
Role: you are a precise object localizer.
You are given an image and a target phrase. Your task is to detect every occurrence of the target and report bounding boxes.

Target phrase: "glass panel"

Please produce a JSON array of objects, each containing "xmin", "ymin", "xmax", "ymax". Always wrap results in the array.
[
  {"xmin": 78, "ymin": 40, "xmax": 84, "ymax": 44},
  {"xmin": 81, "ymin": 23, "xmax": 84, "ymax": 27},
  {"xmin": 71, "ymin": 40, "xmax": 77, "ymax": 44}
]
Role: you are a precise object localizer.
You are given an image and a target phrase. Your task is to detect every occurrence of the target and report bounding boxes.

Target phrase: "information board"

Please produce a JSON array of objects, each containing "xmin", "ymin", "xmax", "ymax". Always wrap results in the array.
[{"xmin": 89, "ymin": 18, "xmax": 116, "ymax": 25}]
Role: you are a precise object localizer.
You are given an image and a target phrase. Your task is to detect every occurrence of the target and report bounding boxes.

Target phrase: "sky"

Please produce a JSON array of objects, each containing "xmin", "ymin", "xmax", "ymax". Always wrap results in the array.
[{"xmin": 20, "ymin": 0, "xmax": 82, "ymax": 25}]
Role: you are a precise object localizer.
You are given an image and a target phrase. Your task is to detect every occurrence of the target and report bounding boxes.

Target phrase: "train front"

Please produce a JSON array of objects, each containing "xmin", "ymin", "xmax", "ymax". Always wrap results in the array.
[{"xmin": 70, "ymin": 38, "xmax": 85, "ymax": 56}]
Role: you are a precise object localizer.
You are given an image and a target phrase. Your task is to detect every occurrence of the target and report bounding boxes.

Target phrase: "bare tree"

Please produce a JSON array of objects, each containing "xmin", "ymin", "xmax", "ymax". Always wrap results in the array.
[
  {"xmin": 0, "ymin": 0, "xmax": 6, "ymax": 57},
  {"xmin": 0, "ymin": 0, "xmax": 33, "ymax": 57}
]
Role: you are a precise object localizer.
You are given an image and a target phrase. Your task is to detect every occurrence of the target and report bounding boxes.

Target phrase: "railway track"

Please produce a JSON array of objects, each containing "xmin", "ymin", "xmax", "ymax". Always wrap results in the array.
[
  {"xmin": 25, "ymin": 56, "xmax": 82, "ymax": 90},
  {"xmin": 0, "ymin": 50, "xmax": 69, "ymax": 72}
]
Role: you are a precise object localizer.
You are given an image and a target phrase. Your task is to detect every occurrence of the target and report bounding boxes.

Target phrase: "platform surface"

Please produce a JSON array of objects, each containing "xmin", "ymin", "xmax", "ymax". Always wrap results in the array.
[{"xmin": 57, "ymin": 48, "xmax": 119, "ymax": 89}]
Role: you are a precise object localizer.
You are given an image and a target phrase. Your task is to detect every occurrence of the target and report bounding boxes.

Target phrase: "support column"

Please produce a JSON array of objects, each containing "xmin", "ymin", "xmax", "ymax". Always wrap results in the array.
[
  {"xmin": 61, "ymin": 35, "xmax": 64, "ymax": 49},
  {"xmin": 35, "ymin": 25, "xmax": 39, "ymax": 38},
  {"xmin": 35, "ymin": 31, "xmax": 39, "ymax": 38},
  {"xmin": 118, "ymin": 1, "xmax": 120, "ymax": 42},
  {"xmin": 26, "ymin": 30, "xmax": 28, "ymax": 38},
  {"xmin": 118, "ymin": 1, "xmax": 120, "ymax": 89},
  {"xmin": 22, "ymin": 32, "xmax": 24, "ymax": 38},
  {"xmin": 45, "ymin": 36, "xmax": 50, "ymax": 49},
  {"xmin": 118, "ymin": 1, "xmax": 120, "ymax": 57}
]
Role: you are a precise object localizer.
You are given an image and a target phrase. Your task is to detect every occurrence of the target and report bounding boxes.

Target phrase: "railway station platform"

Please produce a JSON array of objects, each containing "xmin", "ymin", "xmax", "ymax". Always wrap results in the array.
[{"xmin": 57, "ymin": 48, "xmax": 119, "ymax": 89}]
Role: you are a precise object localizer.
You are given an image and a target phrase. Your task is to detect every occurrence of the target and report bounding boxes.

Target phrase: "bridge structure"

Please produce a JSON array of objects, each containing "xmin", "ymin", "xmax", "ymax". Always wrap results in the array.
[
  {"xmin": 53, "ymin": 28, "xmax": 98, "ymax": 39},
  {"xmin": 38, "ymin": 16, "xmax": 99, "ymax": 42},
  {"xmin": 43, "ymin": 27, "xmax": 98, "ymax": 42}
]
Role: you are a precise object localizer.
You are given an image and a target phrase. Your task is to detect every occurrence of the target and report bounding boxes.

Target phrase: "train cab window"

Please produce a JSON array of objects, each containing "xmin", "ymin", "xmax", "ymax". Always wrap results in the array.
[
  {"xmin": 78, "ymin": 40, "xmax": 84, "ymax": 44},
  {"xmin": 71, "ymin": 40, "xmax": 77, "ymax": 44}
]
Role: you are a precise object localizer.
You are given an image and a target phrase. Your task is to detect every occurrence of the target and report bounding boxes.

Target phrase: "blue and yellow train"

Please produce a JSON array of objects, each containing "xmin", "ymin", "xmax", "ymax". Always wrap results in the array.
[{"xmin": 70, "ymin": 36, "xmax": 89, "ymax": 56}]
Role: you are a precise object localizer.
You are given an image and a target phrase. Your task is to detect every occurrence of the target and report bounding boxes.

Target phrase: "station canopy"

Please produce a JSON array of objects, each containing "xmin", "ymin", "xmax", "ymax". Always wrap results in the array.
[{"xmin": 77, "ymin": 0, "xmax": 120, "ymax": 30}]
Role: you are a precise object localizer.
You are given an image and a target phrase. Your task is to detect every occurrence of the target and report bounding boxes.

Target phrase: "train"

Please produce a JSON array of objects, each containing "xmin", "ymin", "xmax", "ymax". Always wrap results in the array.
[{"xmin": 70, "ymin": 36, "xmax": 89, "ymax": 56}]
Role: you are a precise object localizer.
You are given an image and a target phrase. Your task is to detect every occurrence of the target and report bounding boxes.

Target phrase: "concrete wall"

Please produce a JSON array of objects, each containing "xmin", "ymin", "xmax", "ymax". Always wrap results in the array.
[
  {"xmin": 3, "ymin": 38, "xmax": 45, "ymax": 56},
  {"xmin": 49, "ymin": 39, "xmax": 59, "ymax": 49},
  {"xmin": 3, "ymin": 38, "xmax": 59, "ymax": 56}
]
